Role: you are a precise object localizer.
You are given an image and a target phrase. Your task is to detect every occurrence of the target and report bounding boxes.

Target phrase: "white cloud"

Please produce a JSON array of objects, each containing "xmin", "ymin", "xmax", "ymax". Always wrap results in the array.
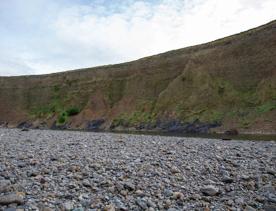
[
  {"xmin": 53, "ymin": 0, "xmax": 276, "ymax": 65},
  {"xmin": 0, "ymin": 0, "xmax": 276, "ymax": 76}
]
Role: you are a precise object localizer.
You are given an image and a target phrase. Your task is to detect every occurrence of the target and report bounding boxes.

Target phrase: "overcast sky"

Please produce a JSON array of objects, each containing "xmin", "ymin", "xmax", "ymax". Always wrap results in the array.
[{"xmin": 0, "ymin": 0, "xmax": 276, "ymax": 76}]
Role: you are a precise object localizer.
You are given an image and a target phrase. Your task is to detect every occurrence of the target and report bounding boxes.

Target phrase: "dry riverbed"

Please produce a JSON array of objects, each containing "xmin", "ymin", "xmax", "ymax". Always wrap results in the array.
[{"xmin": 0, "ymin": 128, "xmax": 275, "ymax": 211}]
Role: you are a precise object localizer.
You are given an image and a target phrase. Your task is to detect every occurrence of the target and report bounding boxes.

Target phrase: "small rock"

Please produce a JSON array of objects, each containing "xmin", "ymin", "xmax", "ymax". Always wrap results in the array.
[
  {"xmin": 172, "ymin": 192, "xmax": 184, "ymax": 200},
  {"xmin": 27, "ymin": 170, "xmax": 39, "ymax": 177},
  {"xmin": 63, "ymin": 201, "xmax": 74, "ymax": 211},
  {"xmin": 256, "ymin": 195, "xmax": 265, "ymax": 203},
  {"xmin": 120, "ymin": 190, "xmax": 128, "ymax": 196},
  {"xmin": 136, "ymin": 198, "xmax": 148, "ymax": 210},
  {"xmin": 0, "ymin": 194, "xmax": 24, "ymax": 205},
  {"xmin": 201, "ymin": 185, "xmax": 220, "ymax": 196},
  {"xmin": 190, "ymin": 194, "xmax": 201, "ymax": 200},
  {"xmin": 146, "ymin": 199, "xmax": 156, "ymax": 208},
  {"xmin": 3, "ymin": 208, "xmax": 17, "ymax": 211},
  {"xmin": 244, "ymin": 205, "xmax": 256, "ymax": 211},
  {"xmin": 204, "ymin": 206, "xmax": 210, "ymax": 211},
  {"xmin": 267, "ymin": 169, "xmax": 276, "ymax": 176},
  {"xmin": 72, "ymin": 208, "xmax": 84, "ymax": 211},
  {"xmin": 222, "ymin": 176, "xmax": 234, "ymax": 183},
  {"xmin": 171, "ymin": 166, "xmax": 181, "ymax": 174},
  {"xmin": 82, "ymin": 179, "xmax": 92, "ymax": 188},
  {"xmin": 226, "ymin": 199, "xmax": 234, "ymax": 206},
  {"xmin": 263, "ymin": 204, "xmax": 276, "ymax": 211},
  {"xmin": 135, "ymin": 190, "xmax": 144, "ymax": 196},
  {"xmin": 30, "ymin": 159, "xmax": 39, "ymax": 165},
  {"xmin": 42, "ymin": 208, "xmax": 54, "ymax": 211},
  {"xmin": 164, "ymin": 199, "xmax": 172, "ymax": 209},
  {"xmin": 68, "ymin": 165, "xmax": 81, "ymax": 172},
  {"xmin": 167, "ymin": 208, "xmax": 179, "ymax": 211},
  {"xmin": 241, "ymin": 175, "xmax": 251, "ymax": 181},
  {"xmin": 235, "ymin": 198, "xmax": 244, "ymax": 205},
  {"xmin": 0, "ymin": 180, "xmax": 11, "ymax": 193},
  {"xmin": 104, "ymin": 204, "xmax": 115, "ymax": 211},
  {"xmin": 164, "ymin": 189, "xmax": 173, "ymax": 197},
  {"xmin": 267, "ymin": 194, "xmax": 276, "ymax": 204},
  {"xmin": 113, "ymin": 198, "xmax": 127, "ymax": 210},
  {"xmin": 39, "ymin": 177, "xmax": 47, "ymax": 184},
  {"xmin": 90, "ymin": 163, "xmax": 101, "ymax": 170},
  {"xmin": 17, "ymin": 162, "xmax": 26, "ymax": 168},
  {"xmin": 123, "ymin": 182, "xmax": 135, "ymax": 191}
]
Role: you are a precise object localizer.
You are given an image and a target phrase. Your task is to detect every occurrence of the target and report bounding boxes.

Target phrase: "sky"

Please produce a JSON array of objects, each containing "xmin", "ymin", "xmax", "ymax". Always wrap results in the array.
[{"xmin": 0, "ymin": 0, "xmax": 276, "ymax": 76}]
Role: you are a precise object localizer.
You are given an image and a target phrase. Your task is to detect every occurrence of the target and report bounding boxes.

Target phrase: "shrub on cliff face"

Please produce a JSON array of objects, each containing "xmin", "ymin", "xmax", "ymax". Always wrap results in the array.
[
  {"xmin": 56, "ymin": 107, "xmax": 80, "ymax": 125},
  {"xmin": 58, "ymin": 115, "xmax": 66, "ymax": 124},
  {"xmin": 66, "ymin": 107, "xmax": 80, "ymax": 116}
]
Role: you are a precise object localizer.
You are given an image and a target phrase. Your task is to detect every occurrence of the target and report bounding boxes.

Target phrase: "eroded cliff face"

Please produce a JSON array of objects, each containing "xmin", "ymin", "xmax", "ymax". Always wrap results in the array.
[{"xmin": 0, "ymin": 21, "xmax": 275, "ymax": 133}]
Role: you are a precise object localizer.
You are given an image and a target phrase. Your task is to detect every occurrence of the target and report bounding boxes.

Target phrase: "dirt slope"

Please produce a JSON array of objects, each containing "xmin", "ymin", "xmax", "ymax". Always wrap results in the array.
[{"xmin": 0, "ymin": 21, "xmax": 275, "ymax": 133}]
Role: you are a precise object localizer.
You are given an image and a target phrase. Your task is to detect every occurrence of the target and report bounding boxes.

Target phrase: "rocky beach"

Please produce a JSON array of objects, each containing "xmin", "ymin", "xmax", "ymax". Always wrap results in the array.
[{"xmin": 0, "ymin": 128, "xmax": 275, "ymax": 210}]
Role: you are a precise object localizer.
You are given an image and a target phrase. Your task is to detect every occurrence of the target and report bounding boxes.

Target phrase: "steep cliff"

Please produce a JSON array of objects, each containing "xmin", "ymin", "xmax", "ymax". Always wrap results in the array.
[{"xmin": 0, "ymin": 21, "xmax": 275, "ymax": 133}]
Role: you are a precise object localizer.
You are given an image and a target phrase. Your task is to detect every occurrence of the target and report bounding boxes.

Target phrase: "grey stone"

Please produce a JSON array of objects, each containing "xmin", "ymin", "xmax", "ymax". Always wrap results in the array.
[
  {"xmin": 136, "ymin": 198, "xmax": 148, "ymax": 210},
  {"xmin": 0, "ymin": 180, "xmax": 11, "ymax": 193},
  {"xmin": 164, "ymin": 189, "xmax": 173, "ymax": 197},
  {"xmin": 123, "ymin": 182, "xmax": 135, "ymax": 191},
  {"xmin": 0, "ymin": 194, "xmax": 24, "ymax": 205},
  {"xmin": 222, "ymin": 176, "xmax": 234, "ymax": 183},
  {"xmin": 63, "ymin": 201, "xmax": 74, "ymax": 211},
  {"xmin": 267, "ymin": 194, "xmax": 276, "ymax": 204},
  {"xmin": 201, "ymin": 185, "xmax": 220, "ymax": 196},
  {"xmin": 263, "ymin": 204, "xmax": 276, "ymax": 211},
  {"xmin": 3, "ymin": 208, "xmax": 17, "ymax": 211},
  {"xmin": 244, "ymin": 205, "xmax": 256, "ymax": 211}
]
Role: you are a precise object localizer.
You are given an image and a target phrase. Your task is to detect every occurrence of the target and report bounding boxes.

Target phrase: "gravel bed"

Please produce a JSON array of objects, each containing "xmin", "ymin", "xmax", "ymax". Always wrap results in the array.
[{"xmin": 0, "ymin": 128, "xmax": 275, "ymax": 211}]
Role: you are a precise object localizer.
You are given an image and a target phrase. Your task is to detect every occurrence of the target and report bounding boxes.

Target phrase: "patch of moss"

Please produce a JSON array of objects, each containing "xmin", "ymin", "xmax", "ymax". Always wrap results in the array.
[
  {"xmin": 256, "ymin": 101, "xmax": 276, "ymax": 113},
  {"xmin": 66, "ymin": 107, "xmax": 80, "ymax": 116},
  {"xmin": 57, "ymin": 112, "xmax": 67, "ymax": 124}
]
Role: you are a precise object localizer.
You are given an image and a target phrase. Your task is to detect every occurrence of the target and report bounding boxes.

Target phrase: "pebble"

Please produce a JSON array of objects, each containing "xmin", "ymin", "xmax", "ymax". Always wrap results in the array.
[
  {"xmin": 123, "ymin": 182, "xmax": 135, "ymax": 191},
  {"xmin": 3, "ymin": 208, "xmax": 17, "ymax": 211},
  {"xmin": 82, "ymin": 179, "xmax": 92, "ymax": 188},
  {"xmin": 103, "ymin": 204, "xmax": 116, "ymax": 211},
  {"xmin": 0, "ymin": 128, "xmax": 274, "ymax": 210},
  {"xmin": 172, "ymin": 192, "xmax": 184, "ymax": 200},
  {"xmin": 164, "ymin": 189, "xmax": 173, "ymax": 197},
  {"xmin": 63, "ymin": 201, "xmax": 74, "ymax": 210},
  {"xmin": 0, "ymin": 180, "xmax": 11, "ymax": 193},
  {"xmin": 171, "ymin": 166, "xmax": 181, "ymax": 174},
  {"xmin": 135, "ymin": 190, "xmax": 145, "ymax": 196},
  {"xmin": 267, "ymin": 194, "xmax": 276, "ymax": 203},
  {"xmin": 244, "ymin": 205, "xmax": 256, "ymax": 211},
  {"xmin": 263, "ymin": 204, "xmax": 276, "ymax": 211},
  {"xmin": 0, "ymin": 194, "xmax": 24, "ymax": 205},
  {"xmin": 136, "ymin": 198, "xmax": 148, "ymax": 210},
  {"xmin": 222, "ymin": 176, "xmax": 234, "ymax": 183},
  {"xmin": 201, "ymin": 185, "xmax": 220, "ymax": 196}
]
